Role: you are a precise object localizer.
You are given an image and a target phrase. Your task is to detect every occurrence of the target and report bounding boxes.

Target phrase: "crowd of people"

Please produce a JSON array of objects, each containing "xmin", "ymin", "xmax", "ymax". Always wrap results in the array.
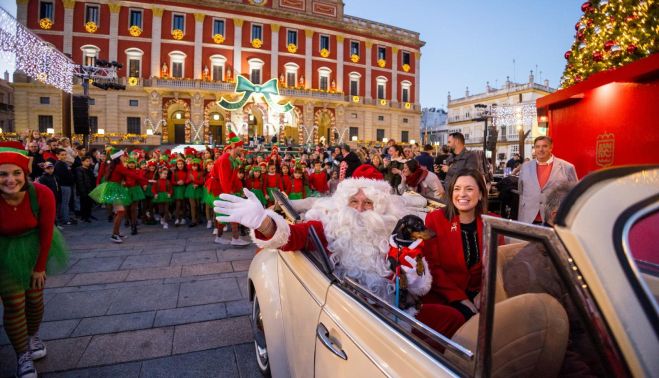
[{"xmin": 1, "ymin": 127, "xmax": 580, "ymax": 377}]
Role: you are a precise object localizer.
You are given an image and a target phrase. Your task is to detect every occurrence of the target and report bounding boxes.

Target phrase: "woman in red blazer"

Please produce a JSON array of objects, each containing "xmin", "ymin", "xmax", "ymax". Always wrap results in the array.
[{"xmin": 421, "ymin": 169, "xmax": 493, "ymax": 323}]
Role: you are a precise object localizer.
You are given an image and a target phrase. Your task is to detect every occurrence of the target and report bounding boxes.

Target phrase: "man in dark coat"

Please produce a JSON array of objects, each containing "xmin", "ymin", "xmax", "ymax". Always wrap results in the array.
[
  {"xmin": 340, "ymin": 144, "xmax": 361, "ymax": 178},
  {"xmin": 75, "ymin": 155, "xmax": 96, "ymax": 222},
  {"xmin": 27, "ymin": 142, "xmax": 45, "ymax": 181},
  {"xmin": 415, "ymin": 144, "xmax": 435, "ymax": 173}
]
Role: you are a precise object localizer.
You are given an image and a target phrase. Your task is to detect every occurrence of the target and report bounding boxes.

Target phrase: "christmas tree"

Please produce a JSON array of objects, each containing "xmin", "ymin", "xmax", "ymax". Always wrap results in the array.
[{"xmin": 561, "ymin": 0, "xmax": 658, "ymax": 88}]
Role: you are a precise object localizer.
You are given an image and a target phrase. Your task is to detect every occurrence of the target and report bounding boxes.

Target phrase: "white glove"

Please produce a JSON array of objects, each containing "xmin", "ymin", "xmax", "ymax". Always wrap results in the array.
[
  {"xmin": 214, "ymin": 188, "xmax": 268, "ymax": 229},
  {"xmin": 402, "ymin": 256, "xmax": 432, "ymax": 296}
]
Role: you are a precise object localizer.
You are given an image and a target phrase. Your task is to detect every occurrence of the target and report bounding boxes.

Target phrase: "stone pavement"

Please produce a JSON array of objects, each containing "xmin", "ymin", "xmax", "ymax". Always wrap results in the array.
[{"xmin": 0, "ymin": 210, "xmax": 261, "ymax": 377}]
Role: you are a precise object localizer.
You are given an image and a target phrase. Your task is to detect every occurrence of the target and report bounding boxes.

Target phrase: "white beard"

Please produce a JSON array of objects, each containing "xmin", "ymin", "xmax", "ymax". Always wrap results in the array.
[{"xmin": 307, "ymin": 205, "xmax": 400, "ymax": 302}]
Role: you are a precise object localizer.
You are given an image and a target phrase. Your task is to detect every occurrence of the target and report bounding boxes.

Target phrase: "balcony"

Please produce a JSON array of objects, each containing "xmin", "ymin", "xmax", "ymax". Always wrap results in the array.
[
  {"xmin": 279, "ymin": 88, "xmax": 344, "ymax": 101},
  {"xmin": 0, "ymin": 103, "xmax": 14, "ymax": 112}
]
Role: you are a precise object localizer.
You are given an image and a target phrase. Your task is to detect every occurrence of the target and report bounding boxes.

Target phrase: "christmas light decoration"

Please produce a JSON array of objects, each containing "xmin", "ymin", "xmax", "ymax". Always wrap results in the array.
[
  {"xmin": 172, "ymin": 29, "xmax": 184, "ymax": 40},
  {"xmin": 0, "ymin": 8, "xmax": 74, "ymax": 93},
  {"xmin": 39, "ymin": 18, "xmax": 53, "ymax": 30},
  {"xmin": 492, "ymin": 103, "xmax": 536, "ymax": 130},
  {"xmin": 287, "ymin": 43, "xmax": 297, "ymax": 53},
  {"xmin": 251, "ymin": 38, "xmax": 263, "ymax": 48},
  {"xmin": 213, "ymin": 34, "xmax": 225, "ymax": 44},
  {"xmin": 350, "ymin": 54, "xmax": 360, "ymax": 63},
  {"xmin": 561, "ymin": 0, "xmax": 657, "ymax": 88},
  {"xmin": 129, "ymin": 25, "xmax": 142, "ymax": 37},
  {"xmin": 377, "ymin": 59, "xmax": 386, "ymax": 67},
  {"xmin": 320, "ymin": 48, "xmax": 330, "ymax": 58},
  {"xmin": 85, "ymin": 21, "xmax": 98, "ymax": 33}
]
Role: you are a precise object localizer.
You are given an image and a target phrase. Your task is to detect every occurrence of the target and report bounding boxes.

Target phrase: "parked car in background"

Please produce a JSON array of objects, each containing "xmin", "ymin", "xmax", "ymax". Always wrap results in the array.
[{"xmin": 248, "ymin": 165, "xmax": 658, "ymax": 377}]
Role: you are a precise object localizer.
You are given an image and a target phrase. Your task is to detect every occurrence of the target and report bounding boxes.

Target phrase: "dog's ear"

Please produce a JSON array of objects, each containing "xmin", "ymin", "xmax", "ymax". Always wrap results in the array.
[{"xmin": 392, "ymin": 218, "xmax": 406, "ymax": 236}]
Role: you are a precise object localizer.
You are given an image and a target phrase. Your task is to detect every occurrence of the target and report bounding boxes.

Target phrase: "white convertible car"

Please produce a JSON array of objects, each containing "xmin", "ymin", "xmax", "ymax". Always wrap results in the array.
[{"xmin": 247, "ymin": 166, "xmax": 658, "ymax": 377}]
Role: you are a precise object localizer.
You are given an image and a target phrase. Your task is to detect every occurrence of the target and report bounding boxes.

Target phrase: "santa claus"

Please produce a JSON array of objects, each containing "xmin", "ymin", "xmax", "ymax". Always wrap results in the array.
[{"xmin": 214, "ymin": 164, "xmax": 465, "ymax": 336}]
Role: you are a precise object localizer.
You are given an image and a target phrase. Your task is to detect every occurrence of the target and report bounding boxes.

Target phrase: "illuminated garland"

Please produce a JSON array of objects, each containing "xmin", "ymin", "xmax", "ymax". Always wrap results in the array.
[
  {"xmin": 172, "ymin": 29, "xmax": 184, "ymax": 40},
  {"xmin": 287, "ymin": 43, "xmax": 298, "ymax": 53},
  {"xmin": 0, "ymin": 8, "xmax": 73, "ymax": 93},
  {"xmin": 402, "ymin": 63, "xmax": 411, "ymax": 72},
  {"xmin": 213, "ymin": 34, "xmax": 225, "ymax": 44},
  {"xmin": 350, "ymin": 54, "xmax": 360, "ymax": 63},
  {"xmin": 85, "ymin": 21, "xmax": 97, "ymax": 33},
  {"xmin": 492, "ymin": 103, "xmax": 536, "ymax": 129},
  {"xmin": 129, "ymin": 25, "xmax": 142, "ymax": 37},
  {"xmin": 561, "ymin": 0, "xmax": 657, "ymax": 87},
  {"xmin": 251, "ymin": 38, "xmax": 263, "ymax": 48},
  {"xmin": 320, "ymin": 48, "xmax": 330, "ymax": 58},
  {"xmin": 377, "ymin": 59, "xmax": 386, "ymax": 68},
  {"xmin": 39, "ymin": 18, "xmax": 53, "ymax": 30}
]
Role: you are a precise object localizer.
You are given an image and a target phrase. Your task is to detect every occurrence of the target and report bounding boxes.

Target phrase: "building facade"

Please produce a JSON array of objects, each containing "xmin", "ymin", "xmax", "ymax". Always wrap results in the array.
[
  {"xmin": 13, "ymin": 0, "xmax": 423, "ymax": 146},
  {"xmin": 420, "ymin": 107, "xmax": 447, "ymax": 146},
  {"xmin": 447, "ymin": 73, "xmax": 554, "ymax": 162}
]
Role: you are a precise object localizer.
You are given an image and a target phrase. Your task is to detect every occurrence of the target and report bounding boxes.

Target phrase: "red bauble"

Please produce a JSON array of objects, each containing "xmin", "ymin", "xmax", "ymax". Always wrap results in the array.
[
  {"xmin": 577, "ymin": 30, "xmax": 585, "ymax": 40},
  {"xmin": 593, "ymin": 51, "xmax": 603, "ymax": 62},
  {"xmin": 567, "ymin": 64, "xmax": 574, "ymax": 70},
  {"xmin": 581, "ymin": 1, "xmax": 593, "ymax": 12},
  {"xmin": 575, "ymin": 21, "xmax": 581, "ymax": 31},
  {"xmin": 604, "ymin": 40, "xmax": 615, "ymax": 51},
  {"xmin": 575, "ymin": 75, "xmax": 583, "ymax": 82},
  {"xmin": 627, "ymin": 44, "xmax": 637, "ymax": 54},
  {"xmin": 564, "ymin": 50, "xmax": 573, "ymax": 60}
]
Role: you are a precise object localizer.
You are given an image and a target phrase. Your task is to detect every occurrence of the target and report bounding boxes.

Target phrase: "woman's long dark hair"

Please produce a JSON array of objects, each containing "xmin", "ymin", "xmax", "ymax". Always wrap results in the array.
[
  {"xmin": 444, "ymin": 168, "xmax": 488, "ymax": 221},
  {"xmin": 104, "ymin": 157, "xmax": 122, "ymax": 181}
]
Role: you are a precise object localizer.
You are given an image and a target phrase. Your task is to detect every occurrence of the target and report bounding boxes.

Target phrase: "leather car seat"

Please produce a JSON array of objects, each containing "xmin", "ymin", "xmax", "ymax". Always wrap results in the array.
[
  {"xmin": 447, "ymin": 293, "xmax": 569, "ymax": 378},
  {"xmin": 494, "ymin": 242, "xmax": 527, "ymax": 302}
]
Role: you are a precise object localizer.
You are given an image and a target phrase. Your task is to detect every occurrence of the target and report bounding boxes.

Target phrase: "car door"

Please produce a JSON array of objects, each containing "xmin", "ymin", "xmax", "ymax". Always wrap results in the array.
[
  {"xmin": 315, "ymin": 281, "xmax": 468, "ymax": 377},
  {"xmin": 277, "ymin": 227, "xmax": 335, "ymax": 378}
]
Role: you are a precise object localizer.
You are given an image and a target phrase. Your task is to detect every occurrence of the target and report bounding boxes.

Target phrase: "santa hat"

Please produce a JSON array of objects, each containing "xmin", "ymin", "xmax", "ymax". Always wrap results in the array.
[
  {"xmin": 227, "ymin": 132, "xmax": 243, "ymax": 148},
  {"xmin": 0, "ymin": 141, "xmax": 30, "ymax": 174},
  {"xmin": 351, "ymin": 164, "xmax": 384, "ymax": 181}
]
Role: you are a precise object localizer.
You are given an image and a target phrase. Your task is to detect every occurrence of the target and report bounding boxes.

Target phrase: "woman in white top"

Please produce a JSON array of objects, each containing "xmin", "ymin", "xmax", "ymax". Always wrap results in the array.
[{"xmin": 394, "ymin": 159, "xmax": 445, "ymax": 198}]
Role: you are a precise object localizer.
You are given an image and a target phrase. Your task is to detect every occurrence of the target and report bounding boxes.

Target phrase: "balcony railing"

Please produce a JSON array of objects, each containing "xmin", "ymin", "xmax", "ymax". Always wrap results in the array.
[{"xmin": 279, "ymin": 88, "xmax": 344, "ymax": 100}]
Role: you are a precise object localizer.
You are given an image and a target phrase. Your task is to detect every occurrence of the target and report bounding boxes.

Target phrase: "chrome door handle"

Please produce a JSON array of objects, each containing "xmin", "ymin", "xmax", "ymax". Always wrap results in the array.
[{"xmin": 316, "ymin": 323, "xmax": 347, "ymax": 360}]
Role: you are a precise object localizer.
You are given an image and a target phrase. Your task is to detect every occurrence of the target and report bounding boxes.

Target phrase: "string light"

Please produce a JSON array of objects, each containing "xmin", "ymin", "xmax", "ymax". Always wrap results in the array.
[
  {"xmin": 492, "ymin": 104, "xmax": 536, "ymax": 129},
  {"xmin": 0, "ymin": 8, "xmax": 74, "ymax": 93}
]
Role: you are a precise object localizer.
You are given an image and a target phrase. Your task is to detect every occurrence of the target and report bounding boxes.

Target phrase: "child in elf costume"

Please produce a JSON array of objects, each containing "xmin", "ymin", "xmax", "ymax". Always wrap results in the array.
[
  {"xmin": 280, "ymin": 164, "xmax": 292, "ymax": 194},
  {"xmin": 171, "ymin": 158, "xmax": 190, "ymax": 226},
  {"xmin": 203, "ymin": 159, "xmax": 217, "ymax": 230},
  {"xmin": 152, "ymin": 167, "xmax": 173, "ymax": 229},
  {"xmin": 263, "ymin": 162, "xmax": 283, "ymax": 205},
  {"xmin": 124, "ymin": 159, "xmax": 146, "ymax": 235},
  {"xmin": 308, "ymin": 160, "xmax": 329, "ymax": 195},
  {"xmin": 142, "ymin": 160, "xmax": 158, "ymax": 224},
  {"xmin": 247, "ymin": 165, "xmax": 267, "ymax": 207},
  {"xmin": 185, "ymin": 159, "xmax": 205, "ymax": 227},
  {"xmin": 289, "ymin": 167, "xmax": 308, "ymax": 200}
]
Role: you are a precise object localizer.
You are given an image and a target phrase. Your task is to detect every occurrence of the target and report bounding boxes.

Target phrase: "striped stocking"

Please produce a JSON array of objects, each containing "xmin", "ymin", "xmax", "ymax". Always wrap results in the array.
[
  {"xmin": 25, "ymin": 288, "xmax": 44, "ymax": 336},
  {"xmin": 1, "ymin": 292, "xmax": 29, "ymax": 354}
]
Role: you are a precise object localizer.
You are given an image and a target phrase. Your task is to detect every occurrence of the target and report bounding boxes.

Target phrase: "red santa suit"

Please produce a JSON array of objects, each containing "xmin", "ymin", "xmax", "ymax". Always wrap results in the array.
[
  {"xmin": 250, "ymin": 175, "xmax": 465, "ymax": 337},
  {"xmin": 216, "ymin": 151, "xmax": 242, "ymax": 195}
]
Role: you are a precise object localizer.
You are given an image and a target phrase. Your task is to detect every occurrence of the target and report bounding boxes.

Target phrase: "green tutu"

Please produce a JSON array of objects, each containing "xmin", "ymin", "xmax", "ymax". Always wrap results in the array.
[
  {"xmin": 144, "ymin": 183, "xmax": 154, "ymax": 198},
  {"xmin": 152, "ymin": 192, "xmax": 173, "ymax": 204},
  {"xmin": 89, "ymin": 181, "xmax": 131, "ymax": 206},
  {"xmin": 172, "ymin": 185, "xmax": 186, "ymax": 200},
  {"xmin": 127, "ymin": 186, "xmax": 145, "ymax": 203},
  {"xmin": 185, "ymin": 184, "xmax": 204, "ymax": 200},
  {"xmin": 288, "ymin": 192, "xmax": 304, "ymax": 200},
  {"xmin": 204, "ymin": 188, "xmax": 219, "ymax": 207},
  {"xmin": 0, "ymin": 229, "xmax": 68, "ymax": 295},
  {"xmin": 250, "ymin": 189, "xmax": 267, "ymax": 206}
]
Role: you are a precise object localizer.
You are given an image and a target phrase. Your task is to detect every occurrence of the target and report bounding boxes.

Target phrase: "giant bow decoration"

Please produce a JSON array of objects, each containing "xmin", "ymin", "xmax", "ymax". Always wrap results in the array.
[{"xmin": 217, "ymin": 76, "xmax": 294, "ymax": 113}]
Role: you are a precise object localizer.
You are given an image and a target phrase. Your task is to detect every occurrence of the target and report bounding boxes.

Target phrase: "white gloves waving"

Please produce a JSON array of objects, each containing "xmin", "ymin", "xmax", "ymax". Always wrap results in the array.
[
  {"xmin": 214, "ymin": 188, "xmax": 268, "ymax": 229},
  {"xmin": 402, "ymin": 256, "xmax": 432, "ymax": 296}
]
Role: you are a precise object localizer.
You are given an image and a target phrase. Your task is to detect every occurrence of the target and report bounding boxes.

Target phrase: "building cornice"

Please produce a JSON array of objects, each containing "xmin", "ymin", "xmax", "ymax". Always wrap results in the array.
[{"xmin": 448, "ymin": 83, "xmax": 555, "ymax": 106}]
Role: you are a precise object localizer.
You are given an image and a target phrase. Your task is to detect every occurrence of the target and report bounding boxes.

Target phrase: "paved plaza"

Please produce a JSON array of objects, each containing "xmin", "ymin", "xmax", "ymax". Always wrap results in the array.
[{"xmin": 0, "ymin": 210, "xmax": 260, "ymax": 377}]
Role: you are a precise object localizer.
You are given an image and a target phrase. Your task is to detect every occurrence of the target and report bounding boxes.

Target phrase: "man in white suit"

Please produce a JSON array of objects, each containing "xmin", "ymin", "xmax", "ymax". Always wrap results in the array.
[{"xmin": 518, "ymin": 136, "xmax": 578, "ymax": 224}]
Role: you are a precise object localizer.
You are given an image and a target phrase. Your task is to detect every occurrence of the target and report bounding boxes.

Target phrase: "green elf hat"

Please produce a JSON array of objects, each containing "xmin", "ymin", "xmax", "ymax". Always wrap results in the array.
[
  {"xmin": 227, "ymin": 132, "xmax": 243, "ymax": 148},
  {"xmin": 126, "ymin": 158, "xmax": 138, "ymax": 165},
  {"xmin": 109, "ymin": 147, "xmax": 125, "ymax": 160},
  {"xmin": 251, "ymin": 165, "xmax": 261, "ymax": 173},
  {"xmin": 191, "ymin": 158, "xmax": 202, "ymax": 165}
]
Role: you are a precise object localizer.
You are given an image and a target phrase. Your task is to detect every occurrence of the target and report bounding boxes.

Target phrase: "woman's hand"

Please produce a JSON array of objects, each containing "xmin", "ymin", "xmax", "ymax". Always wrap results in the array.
[
  {"xmin": 391, "ymin": 168, "xmax": 401, "ymax": 175},
  {"xmin": 31, "ymin": 271, "xmax": 46, "ymax": 290}
]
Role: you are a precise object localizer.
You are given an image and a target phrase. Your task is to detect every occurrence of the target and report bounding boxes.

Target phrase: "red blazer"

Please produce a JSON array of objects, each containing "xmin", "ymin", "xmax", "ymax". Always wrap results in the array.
[
  {"xmin": 422, "ymin": 209, "xmax": 492, "ymax": 304},
  {"xmin": 308, "ymin": 171, "xmax": 329, "ymax": 193}
]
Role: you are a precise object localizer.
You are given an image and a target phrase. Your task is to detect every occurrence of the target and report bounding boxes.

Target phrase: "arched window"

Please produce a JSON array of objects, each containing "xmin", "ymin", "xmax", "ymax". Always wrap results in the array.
[
  {"xmin": 248, "ymin": 58, "xmax": 264, "ymax": 84},
  {"xmin": 209, "ymin": 54, "xmax": 227, "ymax": 81},
  {"xmin": 349, "ymin": 71, "xmax": 361, "ymax": 96},
  {"xmin": 125, "ymin": 48, "xmax": 144, "ymax": 78},
  {"xmin": 169, "ymin": 51, "xmax": 187, "ymax": 78},
  {"xmin": 401, "ymin": 80, "xmax": 412, "ymax": 103},
  {"xmin": 376, "ymin": 76, "xmax": 388, "ymax": 100},
  {"xmin": 317, "ymin": 67, "xmax": 332, "ymax": 91},
  {"xmin": 284, "ymin": 62, "xmax": 299, "ymax": 88},
  {"xmin": 80, "ymin": 45, "xmax": 100, "ymax": 66}
]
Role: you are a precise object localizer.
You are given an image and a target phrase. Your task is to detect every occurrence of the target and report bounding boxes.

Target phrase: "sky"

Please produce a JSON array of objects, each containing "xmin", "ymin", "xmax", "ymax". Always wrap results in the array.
[
  {"xmin": 1, "ymin": 0, "xmax": 582, "ymax": 108},
  {"xmin": 345, "ymin": 0, "xmax": 583, "ymax": 108}
]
